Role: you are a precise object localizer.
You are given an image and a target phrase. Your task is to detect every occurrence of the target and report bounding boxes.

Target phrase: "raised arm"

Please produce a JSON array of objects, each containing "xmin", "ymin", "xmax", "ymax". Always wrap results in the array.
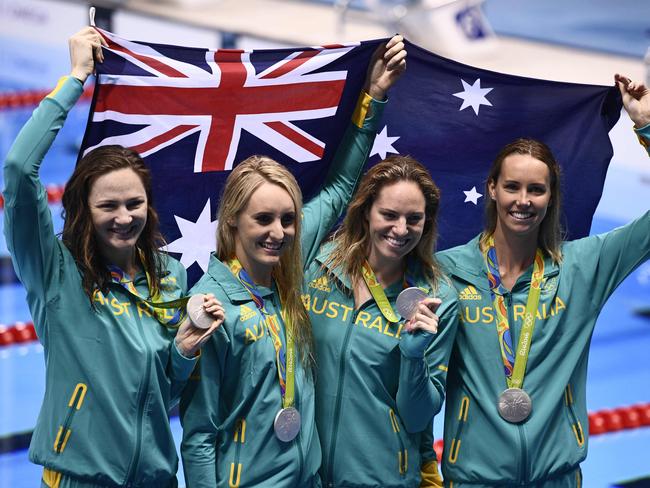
[
  {"xmin": 616, "ymin": 73, "xmax": 650, "ymax": 154},
  {"xmin": 2, "ymin": 28, "xmax": 104, "ymax": 312},
  {"xmin": 301, "ymin": 36, "xmax": 406, "ymax": 264},
  {"xmin": 396, "ymin": 284, "xmax": 459, "ymax": 433}
]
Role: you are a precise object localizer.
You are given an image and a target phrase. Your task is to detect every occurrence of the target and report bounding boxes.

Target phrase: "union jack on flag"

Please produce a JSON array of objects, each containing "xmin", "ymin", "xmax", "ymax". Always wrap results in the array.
[{"xmin": 85, "ymin": 28, "xmax": 360, "ymax": 172}]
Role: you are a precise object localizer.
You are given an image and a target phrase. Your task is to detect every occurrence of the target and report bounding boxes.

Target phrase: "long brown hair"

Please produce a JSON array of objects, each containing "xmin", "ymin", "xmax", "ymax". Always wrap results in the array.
[
  {"xmin": 216, "ymin": 155, "xmax": 313, "ymax": 366},
  {"xmin": 324, "ymin": 155, "xmax": 443, "ymax": 291},
  {"xmin": 61, "ymin": 145, "xmax": 166, "ymax": 300},
  {"xmin": 480, "ymin": 138, "xmax": 564, "ymax": 262}
]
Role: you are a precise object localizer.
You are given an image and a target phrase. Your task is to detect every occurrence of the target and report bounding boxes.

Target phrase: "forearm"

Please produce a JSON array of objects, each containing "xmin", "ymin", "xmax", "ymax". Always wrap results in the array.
[
  {"xmin": 3, "ymin": 76, "xmax": 83, "ymax": 206},
  {"xmin": 397, "ymin": 357, "xmax": 443, "ymax": 433},
  {"xmin": 300, "ymin": 92, "xmax": 386, "ymax": 262},
  {"xmin": 169, "ymin": 340, "xmax": 199, "ymax": 406}
]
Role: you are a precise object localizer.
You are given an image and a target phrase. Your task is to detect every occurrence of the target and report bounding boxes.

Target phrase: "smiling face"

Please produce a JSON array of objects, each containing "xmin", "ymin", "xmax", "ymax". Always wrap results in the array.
[
  {"xmin": 366, "ymin": 180, "xmax": 426, "ymax": 271},
  {"xmin": 88, "ymin": 168, "xmax": 148, "ymax": 268},
  {"xmin": 232, "ymin": 181, "xmax": 296, "ymax": 284},
  {"xmin": 488, "ymin": 153, "xmax": 552, "ymax": 241}
]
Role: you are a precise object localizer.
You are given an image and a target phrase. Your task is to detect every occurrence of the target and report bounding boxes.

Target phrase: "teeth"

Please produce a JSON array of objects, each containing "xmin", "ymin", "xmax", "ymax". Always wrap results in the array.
[
  {"xmin": 511, "ymin": 212, "xmax": 533, "ymax": 220},
  {"xmin": 260, "ymin": 242, "xmax": 282, "ymax": 250},
  {"xmin": 384, "ymin": 236, "xmax": 407, "ymax": 247}
]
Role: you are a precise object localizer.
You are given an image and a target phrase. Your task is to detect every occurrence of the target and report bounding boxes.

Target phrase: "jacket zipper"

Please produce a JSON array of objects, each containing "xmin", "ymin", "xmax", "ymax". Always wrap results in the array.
[
  {"xmin": 389, "ymin": 408, "xmax": 408, "ymax": 476},
  {"xmin": 324, "ymin": 307, "xmax": 358, "ymax": 487},
  {"xmin": 124, "ymin": 308, "xmax": 152, "ymax": 485},
  {"xmin": 565, "ymin": 385, "xmax": 585, "ymax": 447}
]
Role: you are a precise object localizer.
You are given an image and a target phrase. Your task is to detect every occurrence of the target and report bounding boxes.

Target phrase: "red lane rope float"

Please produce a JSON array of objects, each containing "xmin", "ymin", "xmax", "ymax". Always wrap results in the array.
[
  {"xmin": 0, "ymin": 86, "xmax": 93, "ymax": 110},
  {"xmin": 430, "ymin": 404, "xmax": 650, "ymax": 459},
  {"xmin": 0, "ymin": 183, "xmax": 65, "ymax": 209},
  {"xmin": 0, "ymin": 322, "xmax": 37, "ymax": 346}
]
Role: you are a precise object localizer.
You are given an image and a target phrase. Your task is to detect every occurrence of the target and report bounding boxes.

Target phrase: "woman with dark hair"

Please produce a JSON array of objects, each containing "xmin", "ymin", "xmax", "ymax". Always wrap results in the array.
[
  {"xmin": 3, "ymin": 28, "xmax": 223, "ymax": 488},
  {"xmin": 436, "ymin": 75, "xmax": 650, "ymax": 486},
  {"xmin": 303, "ymin": 155, "xmax": 459, "ymax": 487},
  {"xmin": 180, "ymin": 37, "xmax": 407, "ymax": 488}
]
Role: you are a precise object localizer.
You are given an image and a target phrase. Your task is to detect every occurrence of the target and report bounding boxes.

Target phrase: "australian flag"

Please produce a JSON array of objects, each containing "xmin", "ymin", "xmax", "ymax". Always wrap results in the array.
[{"xmin": 80, "ymin": 29, "xmax": 622, "ymax": 284}]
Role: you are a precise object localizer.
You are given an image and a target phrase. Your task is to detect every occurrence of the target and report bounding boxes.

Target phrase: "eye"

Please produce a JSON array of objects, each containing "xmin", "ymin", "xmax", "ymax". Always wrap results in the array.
[
  {"xmin": 281, "ymin": 213, "xmax": 296, "ymax": 227},
  {"xmin": 254, "ymin": 214, "xmax": 273, "ymax": 225},
  {"xmin": 126, "ymin": 199, "xmax": 145, "ymax": 210},
  {"xmin": 380, "ymin": 210, "xmax": 398, "ymax": 220},
  {"xmin": 529, "ymin": 185, "xmax": 547, "ymax": 195},
  {"xmin": 503, "ymin": 182, "xmax": 519, "ymax": 192},
  {"xmin": 407, "ymin": 214, "xmax": 424, "ymax": 225}
]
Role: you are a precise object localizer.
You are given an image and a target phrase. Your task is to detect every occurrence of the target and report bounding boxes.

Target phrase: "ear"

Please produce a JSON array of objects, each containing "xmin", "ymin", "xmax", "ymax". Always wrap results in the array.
[
  {"xmin": 227, "ymin": 218, "xmax": 236, "ymax": 228},
  {"xmin": 487, "ymin": 179, "xmax": 497, "ymax": 201}
]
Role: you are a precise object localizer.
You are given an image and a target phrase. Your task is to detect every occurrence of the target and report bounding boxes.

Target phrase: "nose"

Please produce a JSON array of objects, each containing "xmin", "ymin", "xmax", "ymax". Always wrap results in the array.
[
  {"xmin": 114, "ymin": 206, "xmax": 133, "ymax": 225},
  {"xmin": 268, "ymin": 218, "xmax": 284, "ymax": 240},
  {"xmin": 393, "ymin": 217, "xmax": 408, "ymax": 236},
  {"xmin": 516, "ymin": 190, "xmax": 531, "ymax": 207}
]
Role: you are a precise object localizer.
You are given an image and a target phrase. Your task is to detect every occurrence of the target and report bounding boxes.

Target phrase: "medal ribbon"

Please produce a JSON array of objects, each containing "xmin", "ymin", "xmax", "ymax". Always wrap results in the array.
[
  {"xmin": 227, "ymin": 258, "xmax": 295, "ymax": 409},
  {"xmin": 360, "ymin": 260, "xmax": 400, "ymax": 323},
  {"xmin": 483, "ymin": 236, "xmax": 544, "ymax": 389},
  {"xmin": 107, "ymin": 262, "xmax": 187, "ymax": 329}
]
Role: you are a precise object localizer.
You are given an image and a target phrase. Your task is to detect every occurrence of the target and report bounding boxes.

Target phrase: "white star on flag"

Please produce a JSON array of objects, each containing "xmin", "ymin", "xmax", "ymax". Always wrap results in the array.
[
  {"xmin": 370, "ymin": 125, "xmax": 400, "ymax": 159},
  {"xmin": 463, "ymin": 186, "xmax": 483, "ymax": 205},
  {"xmin": 453, "ymin": 78, "xmax": 493, "ymax": 115},
  {"xmin": 166, "ymin": 199, "xmax": 218, "ymax": 272}
]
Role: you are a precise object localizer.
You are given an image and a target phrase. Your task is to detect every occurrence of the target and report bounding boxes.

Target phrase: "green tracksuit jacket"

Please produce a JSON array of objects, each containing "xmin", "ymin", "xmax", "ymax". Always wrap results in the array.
[
  {"xmin": 3, "ymin": 76, "xmax": 197, "ymax": 487},
  {"xmin": 179, "ymin": 95, "xmax": 386, "ymax": 488},
  {"xmin": 303, "ymin": 245, "xmax": 459, "ymax": 488},
  {"xmin": 436, "ymin": 207, "xmax": 650, "ymax": 486}
]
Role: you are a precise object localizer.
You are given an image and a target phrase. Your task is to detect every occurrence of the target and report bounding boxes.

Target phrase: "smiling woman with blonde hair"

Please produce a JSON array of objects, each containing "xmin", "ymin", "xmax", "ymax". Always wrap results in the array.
[{"xmin": 180, "ymin": 36, "xmax": 407, "ymax": 488}]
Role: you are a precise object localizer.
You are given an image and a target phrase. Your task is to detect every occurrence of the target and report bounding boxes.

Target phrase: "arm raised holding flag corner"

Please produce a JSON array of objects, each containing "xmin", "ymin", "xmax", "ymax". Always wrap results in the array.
[
  {"xmin": 3, "ymin": 27, "xmax": 224, "ymax": 487},
  {"xmin": 179, "ymin": 36, "xmax": 406, "ymax": 488},
  {"xmin": 435, "ymin": 74, "xmax": 650, "ymax": 487}
]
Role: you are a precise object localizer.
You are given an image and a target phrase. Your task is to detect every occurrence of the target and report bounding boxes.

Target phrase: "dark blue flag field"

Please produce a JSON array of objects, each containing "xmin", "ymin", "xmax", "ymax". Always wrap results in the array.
[{"xmin": 80, "ymin": 29, "xmax": 622, "ymax": 284}]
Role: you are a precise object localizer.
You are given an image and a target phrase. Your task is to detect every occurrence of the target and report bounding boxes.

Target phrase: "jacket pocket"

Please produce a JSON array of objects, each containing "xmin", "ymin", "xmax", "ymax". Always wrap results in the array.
[
  {"xmin": 388, "ymin": 408, "xmax": 408, "ymax": 477},
  {"xmin": 564, "ymin": 385, "xmax": 585, "ymax": 447},
  {"xmin": 229, "ymin": 417, "xmax": 246, "ymax": 488},
  {"xmin": 447, "ymin": 395, "xmax": 470, "ymax": 465},
  {"xmin": 53, "ymin": 383, "xmax": 88, "ymax": 454}
]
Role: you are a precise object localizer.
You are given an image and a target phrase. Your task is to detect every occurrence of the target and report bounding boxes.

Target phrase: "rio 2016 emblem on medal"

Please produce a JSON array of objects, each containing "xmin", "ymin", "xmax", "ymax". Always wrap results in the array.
[
  {"xmin": 274, "ymin": 407, "xmax": 301, "ymax": 442},
  {"xmin": 186, "ymin": 294, "xmax": 213, "ymax": 329},
  {"xmin": 498, "ymin": 388, "xmax": 532, "ymax": 423},
  {"xmin": 396, "ymin": 287, "xmax": 428, "ymax": 320}
]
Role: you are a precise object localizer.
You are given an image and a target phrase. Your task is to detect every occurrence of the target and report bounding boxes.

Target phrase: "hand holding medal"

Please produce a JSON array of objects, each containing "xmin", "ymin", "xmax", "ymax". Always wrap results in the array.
[
  {"xmin": 396, "ymin": 288, "xmax": 442, "ymax": 334},
  {"xmin": 175, "ymin": 293, "xmax": 225, "ymax": 357}
]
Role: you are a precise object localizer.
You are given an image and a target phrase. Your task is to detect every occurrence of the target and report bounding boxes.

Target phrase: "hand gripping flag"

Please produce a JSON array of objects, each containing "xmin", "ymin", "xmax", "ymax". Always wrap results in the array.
[{"xmin": 80, "ymin": 30, "xmax": 622, "ymax": 284}]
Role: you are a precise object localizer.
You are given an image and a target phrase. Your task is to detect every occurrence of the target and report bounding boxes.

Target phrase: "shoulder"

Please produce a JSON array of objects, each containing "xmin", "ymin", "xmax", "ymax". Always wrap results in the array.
[{"xmin": 436, "ymin": 236, "xmax": 482, "ymax": 273}]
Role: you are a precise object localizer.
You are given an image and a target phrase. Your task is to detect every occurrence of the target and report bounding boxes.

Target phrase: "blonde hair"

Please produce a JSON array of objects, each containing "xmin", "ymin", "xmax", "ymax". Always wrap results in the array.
[
  {"xmin": 480, "ymin": 138, "xmax": 564, "ymax": 263},
  {"xmin": 216, "ymin": 155, "xmax": 313, "ymax": 365},
  {"xmin": 324, "ymin": 155, "xmax": 443, "ymax": 291}
]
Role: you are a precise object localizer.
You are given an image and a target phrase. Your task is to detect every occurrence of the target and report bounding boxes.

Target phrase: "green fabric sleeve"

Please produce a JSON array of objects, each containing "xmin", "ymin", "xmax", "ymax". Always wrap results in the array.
[
  {"xmin": 2, "ymin": 77, "xmax": 83, "ymax": 310},
  {"xmin": 300, "ymin": 96, "xmax": 387, "ymax": 266},
  {"xmin": 575, "ymin": 210, "xmax": 650, "ymax": 310},
  {"xmin": 396, "ymin": 282, "xmax": 459, "ymax": 433},
  {"xmin": 180, "ymin": 331, "xmax": 229, "ymax": 488},
  {"xmin": 634, "ymin": 122, "xmax": 650, "ymax": 156}
]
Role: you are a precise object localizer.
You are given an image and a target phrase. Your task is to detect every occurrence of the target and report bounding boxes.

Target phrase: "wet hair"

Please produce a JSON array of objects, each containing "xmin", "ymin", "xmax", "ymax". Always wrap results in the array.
[
  {"xmin": 61, "ymin": 145, "xmax": 166, "ymax": 300},
  {"xmin": 324, "ymin": 155, "xmax": 443, "ymax": 290},
  {"xmin": 216, "ymin": 155, "xmax": 313, "ymax": 366},
  {"xmin": 480, "ymin": 138, "xmax": 563, "ymax": 262}
]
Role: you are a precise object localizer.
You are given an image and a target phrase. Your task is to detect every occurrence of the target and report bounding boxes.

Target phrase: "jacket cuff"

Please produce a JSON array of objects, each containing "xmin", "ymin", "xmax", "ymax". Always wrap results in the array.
[
  {"xmin": 46, "ymin": 76, "xmax": 84, "ymax": 112},
  {"xmin": 172, "ymin": 339, "xmax": 200, "ymax": 380},
  {"xmin": 351, "ymin": 91, "xmax": 387, "ymax": 130}
]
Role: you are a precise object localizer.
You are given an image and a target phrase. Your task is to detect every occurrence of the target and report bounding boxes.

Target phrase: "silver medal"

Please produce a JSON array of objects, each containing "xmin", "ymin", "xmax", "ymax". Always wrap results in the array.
[
  {"xmin": 498, "ymin": 388, "xmax": 532, "ymax": 423},
  {"xmin": 274, "ymin": 407, "xmax": 301, "ymax": 442},
  {"xmin": 396, "ymin": 287, "xmax": 428, "ymax": 320},
  {"xmin": 186, "ymin": 294, "xmax": 213, "ymax": 329}
]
